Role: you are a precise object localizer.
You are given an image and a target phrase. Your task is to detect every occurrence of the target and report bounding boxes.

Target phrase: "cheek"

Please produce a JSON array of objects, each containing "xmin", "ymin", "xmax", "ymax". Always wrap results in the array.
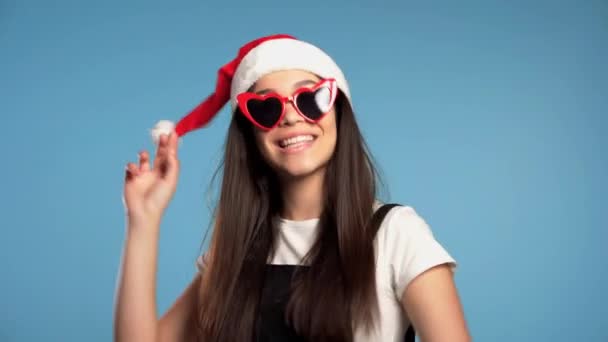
[
  {"xmin": 322, "ymin": 111, "xmax": 338, "ymax": 143},
  {"xmin": 255, "ymin": 131, "xmax": 274, "ymax": 160}
]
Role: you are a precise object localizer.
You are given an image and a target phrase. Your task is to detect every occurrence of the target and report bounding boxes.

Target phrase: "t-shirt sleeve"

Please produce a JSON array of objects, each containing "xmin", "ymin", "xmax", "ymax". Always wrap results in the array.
[
  {"xmin": 378, "ymin": 205, "xmax": 457, "ymax": 298},
  {"xmin": 195, "ymin": 252, "xmax": 210, "ymax": 274}
]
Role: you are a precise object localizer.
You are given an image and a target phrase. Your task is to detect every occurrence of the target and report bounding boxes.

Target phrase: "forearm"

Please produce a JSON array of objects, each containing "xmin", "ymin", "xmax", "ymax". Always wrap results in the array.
[{"xmin": 114, "ymin": 219, "xmax": 162, "ymax": 342}]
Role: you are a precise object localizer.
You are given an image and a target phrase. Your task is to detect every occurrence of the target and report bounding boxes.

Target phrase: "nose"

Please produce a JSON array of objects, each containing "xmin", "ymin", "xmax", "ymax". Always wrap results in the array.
[{"xmin": 279, "ymin": 100, "xmax": 303, "ymax": 127}]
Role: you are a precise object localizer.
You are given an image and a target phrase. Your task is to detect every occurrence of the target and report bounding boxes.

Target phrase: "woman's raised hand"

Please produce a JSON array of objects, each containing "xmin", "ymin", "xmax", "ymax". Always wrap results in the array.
[{"xmin": 123, "ymin": 132, "xmax": 180, "ymax": 226}]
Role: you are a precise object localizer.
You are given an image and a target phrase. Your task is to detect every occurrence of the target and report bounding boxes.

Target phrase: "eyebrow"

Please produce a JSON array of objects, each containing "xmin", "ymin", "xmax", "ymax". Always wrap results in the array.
[{"xmin": 255, "ymin": 79, "xmax": 318, "ymax": 95}]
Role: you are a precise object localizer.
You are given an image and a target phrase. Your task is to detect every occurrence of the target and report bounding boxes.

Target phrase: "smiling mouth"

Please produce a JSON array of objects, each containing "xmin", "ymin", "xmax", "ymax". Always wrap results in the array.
[{"xmin": 277, "ymin": 134, "xmax": 317, "ymax": 149}]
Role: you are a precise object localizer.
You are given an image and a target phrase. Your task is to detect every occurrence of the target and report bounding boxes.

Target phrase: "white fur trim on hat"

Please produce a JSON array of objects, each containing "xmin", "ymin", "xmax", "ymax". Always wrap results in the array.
[
  {"xmin": 229, "ymin": 38, "xmax": 350, "ymax": 112},
  {"xmin": 149, "ymin": 119, "xmax": 183, "ymax": 146}
]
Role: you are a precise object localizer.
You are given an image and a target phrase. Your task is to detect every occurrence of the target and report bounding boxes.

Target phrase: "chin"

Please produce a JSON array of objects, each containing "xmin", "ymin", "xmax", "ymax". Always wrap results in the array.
[
  {"xmin": 258, "ymin": 136, "xmax": 336, "ymax": 181},
  {"xmin": 275, "ymin": 160, "xmax": 328, "ymax": 180}
]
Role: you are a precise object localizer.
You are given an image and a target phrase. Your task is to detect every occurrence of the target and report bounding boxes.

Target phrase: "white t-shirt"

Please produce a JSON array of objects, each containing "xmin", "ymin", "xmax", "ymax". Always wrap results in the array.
[{"xmin": 196, "ymin": 204, "xmax": 457, "ymax": 341}]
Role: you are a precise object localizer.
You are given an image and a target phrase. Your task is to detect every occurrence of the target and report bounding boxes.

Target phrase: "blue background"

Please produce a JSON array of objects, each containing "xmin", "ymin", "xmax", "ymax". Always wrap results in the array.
[{"xmin": 1, "ymin": 1, "xmax": 606, "ymax": 341}]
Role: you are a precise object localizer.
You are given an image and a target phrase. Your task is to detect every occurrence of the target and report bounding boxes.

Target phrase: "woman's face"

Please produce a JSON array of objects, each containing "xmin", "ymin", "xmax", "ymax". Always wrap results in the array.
[{"xmin": 250, "ymin": 70, "xmax": 338, "ymax": 180}]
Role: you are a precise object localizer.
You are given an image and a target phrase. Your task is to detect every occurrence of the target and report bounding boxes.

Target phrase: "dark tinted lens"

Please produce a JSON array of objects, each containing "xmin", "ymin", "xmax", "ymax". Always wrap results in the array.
[
  {"xmin": 296, "ymin": 86, "xmax": 331, "ymax": 120},
  {"xmin": 246, "ymin": 97, "xmax": 283, "ymax": 128}
]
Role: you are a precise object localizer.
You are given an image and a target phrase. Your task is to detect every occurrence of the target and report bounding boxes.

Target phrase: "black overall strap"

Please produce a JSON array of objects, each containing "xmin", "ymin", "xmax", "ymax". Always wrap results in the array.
[
  {"xmin": 370, "ymin": 203, "xmax": 416, "ymax": 342},
  {"xmin": 254, "ymin": 203, "xmax": 416, "ymax": 342}
]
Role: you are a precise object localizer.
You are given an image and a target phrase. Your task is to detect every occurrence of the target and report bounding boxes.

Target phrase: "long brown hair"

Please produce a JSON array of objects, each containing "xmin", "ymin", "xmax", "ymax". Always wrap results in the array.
[{"xmin": 196, "ymin": 91, "xmax": 382, "ymax": 341}]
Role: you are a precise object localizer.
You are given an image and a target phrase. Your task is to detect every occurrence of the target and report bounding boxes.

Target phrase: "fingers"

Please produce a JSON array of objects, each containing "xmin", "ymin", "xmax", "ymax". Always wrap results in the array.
[
  {"xmin": 125, "ymin": 162, "xmax": 139, "ymax": 181},
  {"xmin": 126, "ymin": 150, "xmax": 150, "ymax": 182},
  {"xmin": 162, "ymin": 132, "xmax": 180, "ymax": 179},
  {"xmin": 138, "ymin": 150, "xmax": 150, "ymax": 172},
  {"xmin": 153, "ymin": 133, "xmax": 169, "ymax": 170},
  {"xmin": 153, "ymin": 132, "xmax": 179, "ymax": 169},
  {"xmin": 125, "ymin": 132, "xmax": 178, "ymax": 182},
  {"xmin": 168, "ymin": 131, "xmax": 178, "ymax": 157}
]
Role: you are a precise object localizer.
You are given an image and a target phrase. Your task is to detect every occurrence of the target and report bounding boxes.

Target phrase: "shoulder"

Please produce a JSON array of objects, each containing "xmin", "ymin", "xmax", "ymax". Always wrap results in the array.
[
  {"xmin": 195, "ymin": 252, "xmax": 210, "ymax": 273},
  {"xmin": 374, "ymin": 203, "xmax": 435, "ymax": 247},
  {"xmin": 374, "ymin": 203, "xmax": 457, "ymax": 297},
  {"xmin": 380, "ymin": 204, "xmax": 433, "ymax": 232}
]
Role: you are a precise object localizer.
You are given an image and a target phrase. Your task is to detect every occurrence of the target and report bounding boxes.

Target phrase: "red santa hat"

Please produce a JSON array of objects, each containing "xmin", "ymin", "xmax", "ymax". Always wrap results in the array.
[{"xmin": 149, "ymin": 33, "xmax": 351, "ymax": 144}]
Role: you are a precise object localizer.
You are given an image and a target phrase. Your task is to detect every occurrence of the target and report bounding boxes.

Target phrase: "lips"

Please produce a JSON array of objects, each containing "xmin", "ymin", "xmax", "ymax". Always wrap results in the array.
[
  {"xmin": 275, "ymin": 133, "xmax": 318, "ymax": 151},
  {"xmin": 278, "ymin": 135, "xmax": 315, "ymax": 148}
]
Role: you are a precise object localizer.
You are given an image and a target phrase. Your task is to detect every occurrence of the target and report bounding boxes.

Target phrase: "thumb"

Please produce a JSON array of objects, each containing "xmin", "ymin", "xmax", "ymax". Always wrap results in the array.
[{"xmin": 163, "ymin": 133, "xmax": 180, "ymax": 183}]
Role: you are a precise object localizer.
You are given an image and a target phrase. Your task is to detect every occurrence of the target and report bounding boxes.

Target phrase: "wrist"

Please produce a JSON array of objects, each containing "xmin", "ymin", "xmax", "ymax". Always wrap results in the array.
[
  {"xmin": 126, "ymin": 210, "xmax": 162, "ymax": 227},
  {"xmin": 125, "ymin": 215, "xmax": 162, "ymax": 237}
]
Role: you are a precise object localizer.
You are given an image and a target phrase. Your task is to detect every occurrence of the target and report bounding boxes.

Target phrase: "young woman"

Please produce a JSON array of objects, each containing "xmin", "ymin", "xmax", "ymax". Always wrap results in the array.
[{"xmin": 114, "ymin": 34, "xmax": 471, "ymax": 342}]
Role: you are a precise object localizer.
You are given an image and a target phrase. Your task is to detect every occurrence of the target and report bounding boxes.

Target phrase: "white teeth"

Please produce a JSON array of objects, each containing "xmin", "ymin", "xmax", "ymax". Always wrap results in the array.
[{"xmin": 279, "ymin": 135, "xmax": 314, "ymax": 148}]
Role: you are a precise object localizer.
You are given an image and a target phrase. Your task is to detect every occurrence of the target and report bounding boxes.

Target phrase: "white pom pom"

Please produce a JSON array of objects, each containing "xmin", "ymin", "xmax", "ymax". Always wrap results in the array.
[{"xmin": 150, "ymin": 120, "xmax": 175, "ymax": 145}]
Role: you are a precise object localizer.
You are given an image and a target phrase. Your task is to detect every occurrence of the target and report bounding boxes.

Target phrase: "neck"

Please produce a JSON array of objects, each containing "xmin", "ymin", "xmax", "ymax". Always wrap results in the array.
[{"xmin": 279, "ymin": 170, "xmax": 325, "ymax": 221}]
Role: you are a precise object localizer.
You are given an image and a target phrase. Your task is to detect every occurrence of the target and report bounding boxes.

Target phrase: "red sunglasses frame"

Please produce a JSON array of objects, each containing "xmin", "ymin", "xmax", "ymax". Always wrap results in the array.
[{"xmin": 236, "ymin": 78, "xmax": 338, "ymax": 131}]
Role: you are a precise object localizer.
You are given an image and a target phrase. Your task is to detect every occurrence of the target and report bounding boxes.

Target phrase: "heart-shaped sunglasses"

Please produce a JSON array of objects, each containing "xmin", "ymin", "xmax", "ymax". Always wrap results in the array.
[{"xmin": 236, "ymin": 78, "xmax": 338, "ymax": 131}]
